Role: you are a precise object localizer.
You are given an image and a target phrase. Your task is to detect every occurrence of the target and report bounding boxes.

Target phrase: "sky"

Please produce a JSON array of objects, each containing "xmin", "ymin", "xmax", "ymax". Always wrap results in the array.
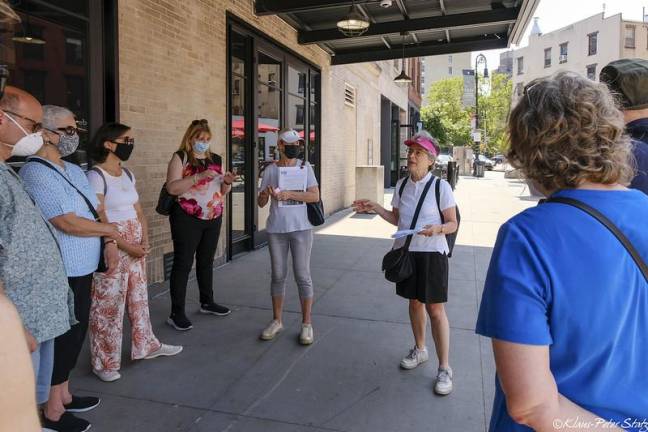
[{"xmin": 471, "ymin": 0, "xmax": 648, "ymax": 69}]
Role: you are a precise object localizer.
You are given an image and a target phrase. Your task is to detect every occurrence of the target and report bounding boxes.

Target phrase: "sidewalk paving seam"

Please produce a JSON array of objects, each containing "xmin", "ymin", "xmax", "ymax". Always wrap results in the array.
[{"xmin": 218, "ymin": 303, "xmax": 479, "ymax": 332}]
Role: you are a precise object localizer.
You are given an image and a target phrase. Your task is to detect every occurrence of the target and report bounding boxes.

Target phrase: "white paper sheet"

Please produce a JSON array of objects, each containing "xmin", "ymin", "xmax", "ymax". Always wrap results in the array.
[
  {"xmin": 391, "ymin": 228, "xmax": 424, "ymax": 239},
  {"xmin": 278, "ymin": 166, "xmax": 307, "ymax": 208}
]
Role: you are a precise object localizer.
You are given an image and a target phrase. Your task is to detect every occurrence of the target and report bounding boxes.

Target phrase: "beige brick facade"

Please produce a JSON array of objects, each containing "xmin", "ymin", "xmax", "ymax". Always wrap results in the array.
[{"xmin": 117, "ymin": 0, "xmax": 408, "ymax": 282}]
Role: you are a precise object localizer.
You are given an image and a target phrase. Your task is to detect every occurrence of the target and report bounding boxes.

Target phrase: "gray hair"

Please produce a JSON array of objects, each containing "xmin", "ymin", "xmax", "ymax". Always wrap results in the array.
[{"xmin": 42, "ymin": 105, "xmax": 75, "ymax": 131}]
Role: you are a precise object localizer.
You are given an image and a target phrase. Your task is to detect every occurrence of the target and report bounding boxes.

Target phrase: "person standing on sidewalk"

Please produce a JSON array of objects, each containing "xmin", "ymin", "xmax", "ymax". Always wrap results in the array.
[
  {"xmin": 353, "ymin": 131, "xmax": 458, "ymax": 396},
  {"xmin": 476, "ymin": 72, "xmax": 648, "ymax": 431},
  {"xmin": 165, "ymin": 119, "xmax": 236, "ymax": 331},
  {"xmin": 600, "ymin": 58, "xmax": 648, "ymax": 195},
  {"xmin": 20, "ymin": 104, "xmax": 121, "ymax": 432},
  {"xmin": 87, "ymin": 122, "xmax": 182, "ymax": 382},
  {"xmin": 257, "ymin": 129, "xmax": 320, "ymax": 345},
  {"xmin": 0, "ymin": 88, "xmax": 75, "ymax": 430}
]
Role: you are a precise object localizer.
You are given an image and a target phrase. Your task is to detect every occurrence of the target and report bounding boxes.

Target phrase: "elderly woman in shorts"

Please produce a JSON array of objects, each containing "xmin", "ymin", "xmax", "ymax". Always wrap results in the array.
[{"xmin": 354, "ymin": 131, "xmax": 458, "ymax": 396}]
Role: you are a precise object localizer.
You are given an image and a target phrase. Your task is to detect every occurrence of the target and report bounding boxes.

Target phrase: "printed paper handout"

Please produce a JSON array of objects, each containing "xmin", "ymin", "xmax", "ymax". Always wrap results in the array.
[{"xmin": 278, "ymin": 166, "xmax": 307, "ymax": 208}]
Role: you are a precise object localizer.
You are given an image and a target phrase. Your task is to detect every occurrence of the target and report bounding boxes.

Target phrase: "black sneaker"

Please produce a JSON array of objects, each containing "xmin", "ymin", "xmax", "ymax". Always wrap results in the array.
[
  {"xmin": 199, "ymin": 303, "xmax": 231, "ymax": 316},
  {"xmin": 64, "ymin": 395, "xmax": 101, "ymax": 413},
  {"xmin": 166, "ymin": 313, "xmax": 193, "ymax": 331},
  {"xmin": 42, "ymin": 412, "xmax": 91, "ymax": 432}
]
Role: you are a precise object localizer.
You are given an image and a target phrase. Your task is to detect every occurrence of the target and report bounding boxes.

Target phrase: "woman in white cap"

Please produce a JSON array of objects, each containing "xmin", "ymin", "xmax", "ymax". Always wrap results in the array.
[
  {"xmin": 257, "ymin": 128, "xmax": 320, "ymax": 345},
  {"xmin": 353, "ymin": 131, "xmax": 458, "ymax": 395}
]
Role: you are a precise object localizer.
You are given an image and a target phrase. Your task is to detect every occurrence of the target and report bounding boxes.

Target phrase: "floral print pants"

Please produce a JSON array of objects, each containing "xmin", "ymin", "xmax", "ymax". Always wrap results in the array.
[{"xmin": 89, "ymin": 218, "xmax": 161, "ymax": 372}]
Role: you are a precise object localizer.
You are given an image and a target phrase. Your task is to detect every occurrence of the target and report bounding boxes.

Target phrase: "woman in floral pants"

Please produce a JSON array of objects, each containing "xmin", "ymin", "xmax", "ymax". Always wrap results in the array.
[{"xmin": 87, "ymin": 123, "xmax": 182, "ymax": 382}]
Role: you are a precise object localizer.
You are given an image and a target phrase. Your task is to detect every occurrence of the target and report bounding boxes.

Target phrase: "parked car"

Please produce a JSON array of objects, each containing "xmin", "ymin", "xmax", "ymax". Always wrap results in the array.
[
  {"xmin": 478, "ymin": 154, "xmax": 495, "ymax": 170},
  {"xmin": 492, "ymin": 154, "xmax": 506, "ymax": 165}
]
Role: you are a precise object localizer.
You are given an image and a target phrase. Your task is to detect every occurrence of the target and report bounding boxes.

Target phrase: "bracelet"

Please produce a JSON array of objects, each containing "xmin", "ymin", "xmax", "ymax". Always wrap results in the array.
[{"xmin": 105, "ymin": 239, "xmax": 117, "ymax": 245}]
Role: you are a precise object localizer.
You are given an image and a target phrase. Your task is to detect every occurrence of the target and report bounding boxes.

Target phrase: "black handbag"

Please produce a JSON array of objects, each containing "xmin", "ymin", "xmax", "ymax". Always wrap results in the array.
[
  {"xmin": 156, "ymin": 151, "xmax": 187, "ymax": 216},
  {"xmin": 27, "ymin": 158, "xmax": 108, "ymax": 273},
  {"xmin": 382, "ymin": 176, "xmax": 434, "ymax": 283},
  {"xmin": 296, "ymin": 160, "xmax": 325, "ymax": 226},
  {"xmin": 307, "ymin": 200, "xmax": 325, "ymax": 226}
]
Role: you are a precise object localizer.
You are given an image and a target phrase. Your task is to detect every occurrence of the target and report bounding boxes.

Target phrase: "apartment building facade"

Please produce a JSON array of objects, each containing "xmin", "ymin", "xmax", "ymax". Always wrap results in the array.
[
  {"xmin": 511, "ymin": 12, "xmax": 648, "ymax": 104},
  {"xmin": 421, "ymin": 52, "xmax": 471, "ymax": 103}
]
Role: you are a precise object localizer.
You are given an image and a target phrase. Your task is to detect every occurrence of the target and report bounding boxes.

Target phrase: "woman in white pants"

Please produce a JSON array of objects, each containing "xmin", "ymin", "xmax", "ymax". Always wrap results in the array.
[{"xmin": 257, "ymin": 129, "xmax": 320, "ymax": 345}]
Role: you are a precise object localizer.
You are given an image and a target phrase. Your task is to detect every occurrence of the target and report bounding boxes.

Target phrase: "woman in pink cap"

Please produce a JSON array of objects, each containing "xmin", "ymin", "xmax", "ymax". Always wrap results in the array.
[{"xmin": 353, "ymin": 130, "xmax": 458, "ymax": 396}]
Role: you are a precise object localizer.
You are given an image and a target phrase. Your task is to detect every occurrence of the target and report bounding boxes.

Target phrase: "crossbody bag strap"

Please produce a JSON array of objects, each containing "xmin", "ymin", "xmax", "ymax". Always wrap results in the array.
[
  {"xmin": 403, "ymin": 176, "xmax": 435, "ymax": 251},
  {"xmin": 435, "ymin": 176, "xmax": 445, "ymax": 224},
  {"xmin": 27, "ymin": 158, "xmax": 101, "ymax": 222},
  {"xmin": 545, "ymin": 196, "xmax": 648, "ymax": 282}
]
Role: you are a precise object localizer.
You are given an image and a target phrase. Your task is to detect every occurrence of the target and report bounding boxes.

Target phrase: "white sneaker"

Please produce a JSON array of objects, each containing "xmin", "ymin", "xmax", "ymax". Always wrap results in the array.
[
  {"xmin": 260, "ymin": 320, "xmax": 283, "ymax": 340},
  {"xmin": 93, "ymin": 369, "xmax": 121, "ymax": 382},
  {"xmin": 400, "ymin": 346, "xmax": 429, "ymax": 370},
  {"xmin": 299, "ymin": 324, "xmax": 314, "ymax": 345},
  {"xmin": 144, "ymin": 343, "xmax": 183, "ymax": 359},
  {"xmin": 434, "ymin": 367, "xmax": 454, "ymax": 395}
]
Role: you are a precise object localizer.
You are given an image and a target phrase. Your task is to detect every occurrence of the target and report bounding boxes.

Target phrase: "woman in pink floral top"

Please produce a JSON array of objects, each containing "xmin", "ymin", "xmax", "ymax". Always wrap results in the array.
[{"xmin": 165, "ymin": 119, "xmax": 236, "ymax": 331}]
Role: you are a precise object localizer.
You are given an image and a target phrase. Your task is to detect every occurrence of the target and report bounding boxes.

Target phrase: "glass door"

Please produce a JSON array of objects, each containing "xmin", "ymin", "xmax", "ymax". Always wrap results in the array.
[
  {"xmin": 254, "ymin": 44, "xmax": 283, "ymax": 248},
  {"xmin": 228, "ymin": 28, "xmax": 253, "ymax": 256}
]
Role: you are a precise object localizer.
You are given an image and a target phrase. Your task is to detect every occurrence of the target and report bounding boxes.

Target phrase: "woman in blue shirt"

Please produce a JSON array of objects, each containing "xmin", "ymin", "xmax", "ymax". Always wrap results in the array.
[
  {"xmin": 20, "ymin": 105, "xmax": 119, "ymax": 432},
  {"xmin": 476, "ymin": 72, "xmax": 648, "ymax": 431}
]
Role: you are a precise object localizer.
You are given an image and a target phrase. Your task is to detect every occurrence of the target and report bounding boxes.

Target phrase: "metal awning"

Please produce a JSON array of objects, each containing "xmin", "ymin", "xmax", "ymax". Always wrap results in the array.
[{"xmin": 255, "ymin": 0, "xmax": 539, "ymax": 65}]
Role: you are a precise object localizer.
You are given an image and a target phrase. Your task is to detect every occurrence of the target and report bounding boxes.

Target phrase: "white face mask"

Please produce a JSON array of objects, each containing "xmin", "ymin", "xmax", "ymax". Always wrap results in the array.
[{"xmin": 3, "ymin": 113, "xmax": 44, "ymax": 157}]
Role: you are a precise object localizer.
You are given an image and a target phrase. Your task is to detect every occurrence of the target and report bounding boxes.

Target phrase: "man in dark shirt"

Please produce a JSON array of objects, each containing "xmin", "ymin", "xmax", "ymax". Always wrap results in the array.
[{"xmin": 600, "ymin": 58, "xmax": 648, "ymax": 195}]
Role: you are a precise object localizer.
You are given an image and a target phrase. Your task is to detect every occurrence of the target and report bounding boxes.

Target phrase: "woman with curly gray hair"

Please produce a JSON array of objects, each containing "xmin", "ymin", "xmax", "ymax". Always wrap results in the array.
[{"xmin": 476, "ymin": 71, "xmax": 648, "ymax": 431}]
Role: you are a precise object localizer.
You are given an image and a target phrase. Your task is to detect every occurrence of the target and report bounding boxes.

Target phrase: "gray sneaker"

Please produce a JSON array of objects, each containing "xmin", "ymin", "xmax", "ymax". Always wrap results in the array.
[
  {"xmin": 400, "ymin": 346, "xmax": 429, "ymax": 370},
  {"xmin": 434, "ymin": 367, "xmax": 453, "ymax": 395},
  {"xmin": 260, "ymin": 320, "xmax": 283, "ymax": 341}
]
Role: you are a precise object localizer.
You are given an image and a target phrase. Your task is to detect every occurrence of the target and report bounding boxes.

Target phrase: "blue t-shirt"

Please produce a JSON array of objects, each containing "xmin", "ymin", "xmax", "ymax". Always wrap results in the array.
[
  {"xmin": 19, "ymin": 157, "xmax": 101, "ymax": 277},
  {"xmin": 476, "ymin": 188, "xmax": 648, "ymax": 432}
]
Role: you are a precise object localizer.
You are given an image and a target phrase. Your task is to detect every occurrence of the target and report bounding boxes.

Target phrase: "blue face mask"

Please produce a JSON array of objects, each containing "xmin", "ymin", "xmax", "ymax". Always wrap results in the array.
[{"xmin": 194, "ymin": 140, "xmax": 209, "ymax": 154}]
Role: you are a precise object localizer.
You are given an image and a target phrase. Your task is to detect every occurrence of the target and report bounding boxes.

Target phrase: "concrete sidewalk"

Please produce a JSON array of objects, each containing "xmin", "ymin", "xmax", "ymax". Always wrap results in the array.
[{"xmin": 72, "ymin": 171, "xmax": 538, "ymax": 432}]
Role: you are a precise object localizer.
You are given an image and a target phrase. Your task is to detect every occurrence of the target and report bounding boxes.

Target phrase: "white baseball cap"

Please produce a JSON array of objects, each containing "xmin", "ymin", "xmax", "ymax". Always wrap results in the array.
[{"xmin": 279, "ymin": 129, "xmax": 302, "ymax": 144}]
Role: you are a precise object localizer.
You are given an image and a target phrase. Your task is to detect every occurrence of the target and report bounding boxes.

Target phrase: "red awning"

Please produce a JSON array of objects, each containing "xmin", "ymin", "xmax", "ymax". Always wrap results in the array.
[{"xmin": 231, "ymin": 118, "xmax": 279, "ymax": 133}]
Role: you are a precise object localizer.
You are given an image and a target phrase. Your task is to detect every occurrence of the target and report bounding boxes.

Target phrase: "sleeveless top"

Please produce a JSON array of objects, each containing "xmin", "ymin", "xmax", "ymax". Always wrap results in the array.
[{"xmin": 176, "ymin": 151, "xmax": 224, "ymax": 220}]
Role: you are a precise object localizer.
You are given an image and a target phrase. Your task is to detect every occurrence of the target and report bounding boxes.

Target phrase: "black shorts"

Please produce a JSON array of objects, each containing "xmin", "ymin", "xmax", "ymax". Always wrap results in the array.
[{"xmin": 396, "ymin": 252, "xmax": 448, "ymax": 304}]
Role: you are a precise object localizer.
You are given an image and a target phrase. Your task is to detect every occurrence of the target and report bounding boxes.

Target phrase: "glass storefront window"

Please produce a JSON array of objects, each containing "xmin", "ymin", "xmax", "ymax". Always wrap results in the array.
[{"xmin": 4, "ymin": 5, "xmax": 90, "ymax": 167}]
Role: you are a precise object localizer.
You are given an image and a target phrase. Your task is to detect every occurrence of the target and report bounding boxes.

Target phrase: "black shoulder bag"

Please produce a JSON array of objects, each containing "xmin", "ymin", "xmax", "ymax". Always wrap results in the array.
[
  {"xmin": 544, "ymin": 197, "xmax": 648, "ymax": 282},
  {"xmin": 156, "ymin": 151, "xmax": 186, "ymax": 216},
  {"xmin": 298, "ymin": 160, "xmax": 325, "ymax": 226},
  {"xmin": 27, "ymin": 158, "xmax": 108, "ymax": 273},
  {"xmin": 434, "ymin": 178, "xmax": 461, "ymax": 257},
  {"xmin": 381, "ymin": 176, "xmax": 434, "ymax": 283}
]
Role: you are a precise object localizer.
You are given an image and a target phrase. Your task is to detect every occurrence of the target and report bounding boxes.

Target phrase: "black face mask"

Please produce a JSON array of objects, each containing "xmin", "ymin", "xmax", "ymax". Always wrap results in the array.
[
  {"xmin": 113, "ymin": 143, "xmax": 134, "ymax": 161},
  {"xmin": 283, "ymin": 145, "xmax": 300, "ymax": 159}
]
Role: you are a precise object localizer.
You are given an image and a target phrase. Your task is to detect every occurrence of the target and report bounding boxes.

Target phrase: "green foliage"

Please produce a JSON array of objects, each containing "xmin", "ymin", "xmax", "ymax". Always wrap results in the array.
[
  {"xmin": 420, "ymin": 77, "xmax": 471, "ymax": 148},
  {"xmin": 420, "ymin": 73, "xmax": 513, "ymax": 155},
  {"xmin": 479, "ymin": 73, "xmax": 513, "ymax": 155}
]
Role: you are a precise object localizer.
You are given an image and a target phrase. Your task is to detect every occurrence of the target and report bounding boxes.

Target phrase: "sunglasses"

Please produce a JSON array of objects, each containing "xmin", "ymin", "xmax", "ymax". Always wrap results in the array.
[
  {"xmin": 191, "ymin": 119, "xmax": 208, "ymax": 126},
  {"xmin": 110, "ymin": 137, "xmax": 135, "ymax": 146},
  {"xmin": 45, "ymin": 126, "xmax": 86, "ymax": 136},
  {"xmin": 4, "ymin": 109, "xmax": 42, "ymax": 133}
]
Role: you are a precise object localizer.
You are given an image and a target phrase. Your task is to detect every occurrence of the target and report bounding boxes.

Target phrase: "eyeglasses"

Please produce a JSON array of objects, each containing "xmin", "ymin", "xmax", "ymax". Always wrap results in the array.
[
  {"xmin": 45, "ymin": 126, "xmax": 85, "ymax": 136},
  {"xmin": 4, "ymin": 109, "xmax": 42, "ymax": 133},
  {"xmin": 110, "ymin": 137, "xmax": 135, "ymax": 145},
  {"xmin": 191, "ymin": 119, "xmax": 208, "ymax": 126},
  {"xmin": 407, "ymin": 148, "xmax": 429, "ymax": 157}
]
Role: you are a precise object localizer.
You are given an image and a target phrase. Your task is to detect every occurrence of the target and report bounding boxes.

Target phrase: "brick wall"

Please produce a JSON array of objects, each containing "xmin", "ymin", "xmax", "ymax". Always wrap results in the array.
[{"xmin": 118, "ymin": 0, "xmax": 407, "ymax": 282}]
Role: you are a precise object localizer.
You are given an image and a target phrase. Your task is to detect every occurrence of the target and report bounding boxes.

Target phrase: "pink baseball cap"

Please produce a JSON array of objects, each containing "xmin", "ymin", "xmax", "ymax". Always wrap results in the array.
[{"xmin": 404, "ymin": 134, "xmax": 440, "ymax": 156}]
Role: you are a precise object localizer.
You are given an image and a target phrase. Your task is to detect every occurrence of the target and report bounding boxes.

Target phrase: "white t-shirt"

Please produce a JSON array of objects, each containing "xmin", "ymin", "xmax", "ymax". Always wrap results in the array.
[
  {"xmin": 86, "ymin": 167, "xmax": 139, "ymax": 223},
  {"xmin": 391, "ymin": 172, "xmax": 456, "ymax": 253},
  {"xmin": 260, "ymin": 160, "xmax": 318, "ymax": 234}
]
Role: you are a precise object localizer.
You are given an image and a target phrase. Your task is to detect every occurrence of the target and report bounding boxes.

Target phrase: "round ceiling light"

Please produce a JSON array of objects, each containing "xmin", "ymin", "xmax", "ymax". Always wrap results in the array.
[{"xmin": 337, "ymin": 5, "xmax": 370, "ymax": 37}]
